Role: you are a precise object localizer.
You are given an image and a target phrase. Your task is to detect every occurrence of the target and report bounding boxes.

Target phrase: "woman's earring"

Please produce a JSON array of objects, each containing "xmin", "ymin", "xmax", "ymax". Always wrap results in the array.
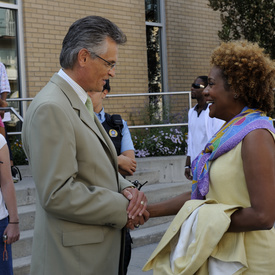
[{"xmin": 234, "ymin": 94, "xmax": 238, "ymax": 99}]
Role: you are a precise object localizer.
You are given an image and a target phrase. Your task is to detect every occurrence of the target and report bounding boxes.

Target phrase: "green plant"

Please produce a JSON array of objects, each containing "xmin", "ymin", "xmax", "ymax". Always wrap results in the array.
[
  {"xmin": 208, "ymin": 0, "xmax": 275, "ymax": 118},
  {"xmin": 132, "ymin": 126, "xmax": 188, "ymax": 158},
  {"xmin": 9, "ymin": 135, "xmax": 28, "ymax": 165},
  {"xmin": 208, "ymin": 0, "xmax": 275, "ymax": 59},
  {"xmin": 130, "ymin": 99, "xmax": 189, "ymax": 157}
]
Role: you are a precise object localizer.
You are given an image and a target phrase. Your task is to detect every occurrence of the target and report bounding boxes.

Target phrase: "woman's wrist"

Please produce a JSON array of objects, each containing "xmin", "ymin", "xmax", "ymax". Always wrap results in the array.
[
  {"xmin": 9, "ymin": 221, "xmax": 19, "ymax": 224},
  {"xmin": 9, "ymin": 217, "xmax": 19, "ymax": 224}
]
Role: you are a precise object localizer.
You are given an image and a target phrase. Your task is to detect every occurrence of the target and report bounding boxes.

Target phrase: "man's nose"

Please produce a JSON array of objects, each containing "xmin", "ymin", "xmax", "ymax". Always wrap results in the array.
[{"xmin": 108, "ymin": 67, "xmax": 115, "ymax": 77}]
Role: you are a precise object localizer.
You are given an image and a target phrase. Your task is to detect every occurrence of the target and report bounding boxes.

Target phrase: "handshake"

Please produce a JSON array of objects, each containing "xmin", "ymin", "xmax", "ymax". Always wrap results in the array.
[{"xmin": 122, "ymin": 180, "xmax": 150, "ymax": 230}]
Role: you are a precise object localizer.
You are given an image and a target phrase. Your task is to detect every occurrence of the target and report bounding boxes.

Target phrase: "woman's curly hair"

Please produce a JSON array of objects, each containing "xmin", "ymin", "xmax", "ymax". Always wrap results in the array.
[{"xmin": 210, "ymin": 41, "xmax": 275, "ymax": 113}]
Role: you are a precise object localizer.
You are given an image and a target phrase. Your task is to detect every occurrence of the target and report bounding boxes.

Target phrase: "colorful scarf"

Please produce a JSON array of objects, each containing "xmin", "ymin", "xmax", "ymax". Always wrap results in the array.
[{"xmin": 191, "ymin": 107, "xmax": 275, "ymax": 200}]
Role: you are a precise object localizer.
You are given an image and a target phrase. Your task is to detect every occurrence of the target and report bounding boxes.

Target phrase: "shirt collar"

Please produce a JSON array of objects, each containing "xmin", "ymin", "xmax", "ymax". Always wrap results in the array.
[
  {"xmin": 58, "ymin": 69, "xmax": 87, "ymax": 105},
  {"xmin": 194, "ymin": 102, "xmax": 208, "ymax": 112},
  {"xmin": 96, "ymin": 107, "xmax": 105, "ymax": 123},
  {"xmin": 194, "ymin": 102, "xmax": 208, "ymax": 116}
]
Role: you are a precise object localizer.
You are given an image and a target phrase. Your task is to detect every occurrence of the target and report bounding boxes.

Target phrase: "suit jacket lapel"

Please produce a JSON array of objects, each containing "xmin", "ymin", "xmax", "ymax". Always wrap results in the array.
[{"xmin": 50, "ymin": 74, "xmax": 118, "ymax": 171}]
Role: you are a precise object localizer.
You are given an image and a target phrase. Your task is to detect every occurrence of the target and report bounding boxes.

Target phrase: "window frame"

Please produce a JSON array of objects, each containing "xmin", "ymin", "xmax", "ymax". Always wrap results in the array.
[
  {"xmin": 0, "ymin": 1, "xmax": 26, "ymax": 113},
  {"xmin": 145, "ymin": 0, "xmax": 168, "ymax": 94}
]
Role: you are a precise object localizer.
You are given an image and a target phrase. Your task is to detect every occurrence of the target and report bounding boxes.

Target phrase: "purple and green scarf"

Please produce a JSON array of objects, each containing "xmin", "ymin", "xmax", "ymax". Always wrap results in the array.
[{"xmin": 191, "ymin": 107, "xmax": 275, "ymax": 200}]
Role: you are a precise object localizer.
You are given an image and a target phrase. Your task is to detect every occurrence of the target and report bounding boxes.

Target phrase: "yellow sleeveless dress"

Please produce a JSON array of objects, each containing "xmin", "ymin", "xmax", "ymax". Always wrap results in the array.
[{"xmin": 207, "ymin": 131, "xmax": 275, "ymax": 274}]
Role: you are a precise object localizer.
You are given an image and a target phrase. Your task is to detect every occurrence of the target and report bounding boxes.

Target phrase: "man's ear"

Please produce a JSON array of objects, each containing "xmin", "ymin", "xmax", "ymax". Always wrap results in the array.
[{"xmin": 78, "ymin": 49, "xmax": 90, "ymax": 67}]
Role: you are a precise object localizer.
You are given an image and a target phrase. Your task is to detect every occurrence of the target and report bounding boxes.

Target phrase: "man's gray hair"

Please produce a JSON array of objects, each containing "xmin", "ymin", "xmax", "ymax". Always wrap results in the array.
[{"xmin": 60, "ymin": 16, "xmax": 127, "ymax": 69}]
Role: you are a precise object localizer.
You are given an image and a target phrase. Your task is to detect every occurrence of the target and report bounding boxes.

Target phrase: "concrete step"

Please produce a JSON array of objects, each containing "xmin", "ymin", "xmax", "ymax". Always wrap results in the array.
[
  {"xmin": 131, "ymin": 221, "xmax": 171, "ymax": 249},
  {"xmin": 128, "ymin": 243, "xmax": 157, "ymax": 275},
  {"xmin": 13, "ymin": 255, "xmax": 31, "ymax": 275},
  {"xmin": 141, "ymin": 214, "xmax": 175, "ymax": 230},
  {"xmin": 18, "ymin": 204, "xmax": 35, "ymax": 231},
  {"xmin": 143, "ymin": 181, "xmax": 192, "ymax": 204},
  {"xmin": 16, "ymin": 166, "xmax": 32, "ymax": 178},
  {"xmin": 133, "ymin": 155, "xmax": 187, "ymax": 184},
  {"xmin": 15, "ymin": 177, "xmax": 36, "ymax": 207},
  {"xmin": 12, "ymin": 229, "xmax": 33, "ymax": 259},
  {"xmin": 127, "ymin": 168, "xmax": 160, "ymax": 185}
]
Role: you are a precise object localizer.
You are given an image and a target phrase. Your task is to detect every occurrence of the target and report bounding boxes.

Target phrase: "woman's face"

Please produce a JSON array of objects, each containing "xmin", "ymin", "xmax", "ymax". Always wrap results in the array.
[{"xmin": 203, "ymin": 66, "xmax": 236, "ymax": 122}]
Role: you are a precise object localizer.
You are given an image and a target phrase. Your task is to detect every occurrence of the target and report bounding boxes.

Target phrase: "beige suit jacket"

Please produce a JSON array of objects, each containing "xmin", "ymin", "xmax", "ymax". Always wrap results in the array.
[{"xmin": 22, "ymin": 74, "xmax": 133, "ymax": 275}]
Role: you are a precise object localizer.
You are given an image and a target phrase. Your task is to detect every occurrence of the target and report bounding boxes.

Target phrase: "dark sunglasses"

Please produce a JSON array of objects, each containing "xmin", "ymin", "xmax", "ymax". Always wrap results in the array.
[{"xmin": 192, "ymin": 83, "xmax": 205, "ymax": 89}]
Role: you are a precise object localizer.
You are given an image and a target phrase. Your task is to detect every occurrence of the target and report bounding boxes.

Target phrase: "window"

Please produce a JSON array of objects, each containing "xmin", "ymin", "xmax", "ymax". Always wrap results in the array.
[
  {"xmin": 0, "ymin": 8, "xmax": 18, "ymax": 97},
  {"xmin": 0, "ymin": 1, "xmax": 16, "ymax": 3},
  {"xmin": 145, "ymin": 0, "xmax": 168, "ymax": 121},
  {"xmin": 0, "ymin": 1, "xmax": 25, "ymax": 133}
]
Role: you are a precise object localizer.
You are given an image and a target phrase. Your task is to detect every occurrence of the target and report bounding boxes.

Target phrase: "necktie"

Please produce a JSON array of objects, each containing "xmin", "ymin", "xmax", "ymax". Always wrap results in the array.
[{"xmin": 85, "ymin": 96, "xmax": 94, "ymax": 119}]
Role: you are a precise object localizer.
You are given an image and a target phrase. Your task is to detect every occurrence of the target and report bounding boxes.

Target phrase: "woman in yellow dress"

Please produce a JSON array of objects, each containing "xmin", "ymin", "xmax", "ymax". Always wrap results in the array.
[{"xmin": 144, "ymin": 41, "xmax": 275, "ymax": 274}]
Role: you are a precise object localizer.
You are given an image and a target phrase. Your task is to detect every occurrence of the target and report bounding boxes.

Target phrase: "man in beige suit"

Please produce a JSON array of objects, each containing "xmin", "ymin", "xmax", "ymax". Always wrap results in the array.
[{"xmin": 22, "ymin": 16, "xmax": 148, "ymax": 275}]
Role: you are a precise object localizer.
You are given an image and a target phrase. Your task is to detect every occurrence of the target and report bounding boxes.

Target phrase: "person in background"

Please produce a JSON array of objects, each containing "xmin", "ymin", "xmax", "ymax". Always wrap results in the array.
[
  {"xmin": 0, "ymin": 63, "xmax": 9, "ymax": 139},
  {"xmin": 144, "ymin": 41, "xmax": 275, "ymax": 274},
  {"xmin": 88, "ymin": 80, "xmax": 136, "ymax": 176},
  {"xmin": 22, "ymin": 15, "xmax": 148, "ymax": 275},
  {"xmin": 185, "ymin": 76, "xmax": 224, "ymax": 180},
  {"xmin": 0, "ymin": 62, "xmax": 21, "ymax": 183},
  {"xmin": 0, "ymin": 133, "xmax": 20, "ymax": 275},
  {"xmin": 88, "ymin": 79, "xmax": 136, "ymax": 274}
]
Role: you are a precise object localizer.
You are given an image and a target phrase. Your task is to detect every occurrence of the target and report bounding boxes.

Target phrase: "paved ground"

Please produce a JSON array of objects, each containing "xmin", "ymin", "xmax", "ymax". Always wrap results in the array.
[{"xmin": 128, "ymin": 243, "xmax": 158, "ymax": 275}]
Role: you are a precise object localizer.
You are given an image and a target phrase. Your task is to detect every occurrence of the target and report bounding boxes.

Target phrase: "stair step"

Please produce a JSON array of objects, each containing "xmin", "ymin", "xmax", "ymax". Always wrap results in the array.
[
  {"xmin": 143, "ymin": 181, "xmax": 192, "ymax": 204},
  {"xmin": 13, "ymin": 255, "xmax": 31, "ymax": 275},
  {"xmin": 139, "ymin": 215, "xmax": 175, "ymax": 230},
  {"xmin": 18, "ymin": 204, "xmax": 36, "ymax": 231},
  {"xmin": 12, "ymin": 229, "xmax": 33, "ymax": 259},
  {"xmin": 135, "ymin": 155, "xmax": 187, "ymax": 183},
  {"xmin": 127, "ymin": 168, "xmax": 160, "ymax": 185},
  {"xmin": 16, "ymin": 166, "xmax": 32, "ymax": 178},
  {"xmin": 15, "ymin": 177, "xmax": 36, "ymax": 207},
  {"xmin": 131, "ymin": 221, "xmax": 170, "ymax": 248}
]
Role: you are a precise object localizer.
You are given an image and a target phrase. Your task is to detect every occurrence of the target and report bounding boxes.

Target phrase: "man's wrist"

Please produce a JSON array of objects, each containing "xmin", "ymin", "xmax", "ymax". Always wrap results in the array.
[{"xmin": 185, "ymin": 165, "xmax": 191, "ymax": 169}]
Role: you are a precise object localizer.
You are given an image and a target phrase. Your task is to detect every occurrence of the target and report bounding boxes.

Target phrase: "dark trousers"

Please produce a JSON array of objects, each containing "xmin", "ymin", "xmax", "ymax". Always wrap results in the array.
[
  {"xmin": 0, "ymin": 217, "xmax": 13, "ymax": 275},
  {"xmin": 123, "ymin": 229, "xmax": 132, "ymax": 275}
]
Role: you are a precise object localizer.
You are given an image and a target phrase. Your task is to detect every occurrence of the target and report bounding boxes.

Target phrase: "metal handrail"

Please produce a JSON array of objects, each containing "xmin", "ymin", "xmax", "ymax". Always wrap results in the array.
[
  {"xmin": 5, "ymin": 91, "xmax": 192, "ymax": 133},
  {"xmin": 4, "ymin": 92, "xmax": 275, "ymax": 134},
  {"xmin": 7, "ymin": 98, "xmax": 33, "ymax": 102},
  {"xmin": 0, "ymin": 107, "xmax": 24, "ymax": 122},
  {"xmin": 106, "ymin": 91, "xmax": 192, "ymax": 129},
  {"xmin": 0, "ymin": 106, "xmax": 23, "ymax": 135}
]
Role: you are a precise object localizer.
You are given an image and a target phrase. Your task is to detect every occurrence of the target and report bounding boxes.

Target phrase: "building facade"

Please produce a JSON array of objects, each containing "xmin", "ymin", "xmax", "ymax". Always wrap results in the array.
[{"xmin": 0, "ymin": 0, "xmax": 221, "ymax": 128}]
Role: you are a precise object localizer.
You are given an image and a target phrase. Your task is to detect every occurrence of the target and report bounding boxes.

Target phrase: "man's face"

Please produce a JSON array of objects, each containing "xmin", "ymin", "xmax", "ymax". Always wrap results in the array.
[
  {"xmin": 191, "ymin": 78, "xmax": 205, "ymax": 100},
  {"xmin": 81, "ymin": 37, "xmax": 118, "ymax": 93}
]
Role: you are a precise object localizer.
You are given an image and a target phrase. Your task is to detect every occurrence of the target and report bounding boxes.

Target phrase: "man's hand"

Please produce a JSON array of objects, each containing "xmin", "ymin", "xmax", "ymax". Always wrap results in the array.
[
  {"xmin": 126, "ymin": 210, "xmax": 150, "ymax": 230},
  {"xmin": 122, "ymin": 187, "xmax": 147, "ymax": 220}
]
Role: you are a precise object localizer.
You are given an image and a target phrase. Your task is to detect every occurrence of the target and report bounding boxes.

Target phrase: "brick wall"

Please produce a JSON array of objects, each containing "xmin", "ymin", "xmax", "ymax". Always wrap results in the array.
[
  {"xmin": 165, "ymin": 0, "xmax": 221, "ymax": 117},
  {"xmin": 22, "ymin": 0, "xmax": 149, "ymax": 124},
  {"xmin": 22, "ymin": 0, "xmax": 221, "ymax": 125}
]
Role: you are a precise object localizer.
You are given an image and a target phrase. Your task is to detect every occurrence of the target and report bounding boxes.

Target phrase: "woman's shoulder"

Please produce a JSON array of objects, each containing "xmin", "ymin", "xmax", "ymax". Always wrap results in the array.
[{"xmin": 242, "ymin": 128, "xmax": 274, "ymax": 155}]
